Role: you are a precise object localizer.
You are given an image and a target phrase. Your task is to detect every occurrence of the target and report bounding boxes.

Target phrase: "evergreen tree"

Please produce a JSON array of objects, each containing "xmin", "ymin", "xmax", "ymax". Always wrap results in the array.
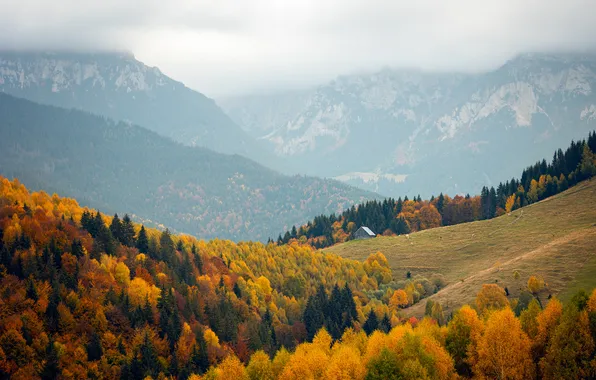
[
  {"xmin": 80, "ymin": 210, "xmax": 92, "ymax": 232},
  {"xmin": 87, "ymin": 331, "xmax": 104, "ymax": 361},
  {"xmin": 46, "ymin": 281, "xmax": 61, "ymax": 332},
  {"xmin": 192, "ymin": 244, "xmax": 203, "ymax": 274},
  {"xmin": 26, "ymin": 278, "xmax": 39, "ymax": 301},
  {"xmin": 105, "ymin": 286, "xmax": 118, "ymax": 306},
  {"xmin": 160, "ymin": 229, "xmax": 176, "ymax": 265},
  {"xmin": 143, "ymin": 296, "xmax": 154, "ymax": 324},
  {"xmin": 380, "ymin": 314, "xmax": 391, "ymax": 333},
  {"xmin": 120, "ymin": 214, "xmax": 136, "ymax": 247},
  {"xmin": 233, "ymin": 282, "xmax": 242, "ymax": 298},
  {"xmin": 109, "ymin": 213, "xmax": 123, "ymax": 243},
  {"xmin": 136, "ymin": 330, "xmax": 160, "ymax": 378},
  {"xmin": 437, "ymin": 193, "xmax": 445, "ymax": 213},
  {"xmin": 136, "ymin": 225, "xmax": 149, "ymax": 254},
  {"xmin": 363, "ymin": 310, "xmax": 379, "ymax": 335},
  {"xmin": 488, "ymin": 187, "xmax": 497, "ymax": 218},
  {"xmin": 70, "ymin": 239, "xmax": 84, "ymax": 258},
  {"xmin": 191, "ymin": 331, "xmax": 210, "ymax": 375},
  {"xmin": 40, "ymin": 339, "xmax": 60, "ymax": 380},
  {"xmin": 303, "ymin": 295, "xmax": 324, "ymax": 341}
]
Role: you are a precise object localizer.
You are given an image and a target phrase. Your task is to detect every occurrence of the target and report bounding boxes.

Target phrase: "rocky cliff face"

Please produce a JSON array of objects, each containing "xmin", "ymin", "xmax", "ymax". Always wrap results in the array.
[
  {"xmin": 0, "ymin": 51, "xmax": 263, "ymax": 160},
  {"xmin": 220, "ymin": 53, "xmax": 596, "ymax": 196}
]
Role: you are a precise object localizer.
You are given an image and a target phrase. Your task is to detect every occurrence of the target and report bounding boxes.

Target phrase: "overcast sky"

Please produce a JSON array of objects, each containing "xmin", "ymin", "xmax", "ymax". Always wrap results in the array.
[{"xmin": 2, "ymin": 0, "xmax": 596, "ymax": 97}]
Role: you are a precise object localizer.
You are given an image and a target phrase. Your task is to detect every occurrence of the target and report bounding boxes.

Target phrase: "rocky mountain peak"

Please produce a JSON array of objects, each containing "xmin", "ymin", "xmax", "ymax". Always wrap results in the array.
[{"xmin": 220, "ymin": 53, "xmax": 596, "ymax": 197}]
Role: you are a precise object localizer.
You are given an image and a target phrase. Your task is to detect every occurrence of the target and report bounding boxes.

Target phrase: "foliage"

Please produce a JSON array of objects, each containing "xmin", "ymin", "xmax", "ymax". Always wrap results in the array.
[
  {"xmin": 2, "ymin": 154, "xmax": 596, "ymax": 378},
  {"xmin": 0, "ymin": 176, "xmax": 390, "ymax": 378},
  {"xmin": 475, "ymin": 284, "xmax": 510, "ymax": 314}
]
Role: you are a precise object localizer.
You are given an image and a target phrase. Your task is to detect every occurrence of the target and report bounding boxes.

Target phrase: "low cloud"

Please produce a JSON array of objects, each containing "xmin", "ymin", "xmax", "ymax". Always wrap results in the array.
[{"xmin": 2, "ymin": 0, "xmax": 596, "ymax": 97}]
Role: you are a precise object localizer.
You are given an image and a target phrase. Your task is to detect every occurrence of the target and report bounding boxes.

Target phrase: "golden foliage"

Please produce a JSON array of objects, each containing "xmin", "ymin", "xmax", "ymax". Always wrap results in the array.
[
  {"xmin": 474, "ymin": 308, "xmax": 534, "ymax": 380},
  {"xmin": 527, "ymin": 275, "xmax": 545, "ymax": 294},
  {"xmin": 246, "ymin": 350, "xmax": 274, "ymax": 380},
  {"xmin": 475, "ymin": 284, "xmax": 509, "ymax": 314},
  {"xmin": 389, "ymin": 289, "xmax": 409, "ymax": 309},
  {"xmin": 127, "ymin": 277, "xmax": 161, "ymax": 307}
]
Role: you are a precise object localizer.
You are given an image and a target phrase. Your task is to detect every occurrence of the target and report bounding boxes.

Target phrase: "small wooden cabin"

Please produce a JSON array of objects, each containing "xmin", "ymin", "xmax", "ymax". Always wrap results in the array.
[{"xmin": 354, "ymin": 226, "xmax": 376, "ymax": 240}]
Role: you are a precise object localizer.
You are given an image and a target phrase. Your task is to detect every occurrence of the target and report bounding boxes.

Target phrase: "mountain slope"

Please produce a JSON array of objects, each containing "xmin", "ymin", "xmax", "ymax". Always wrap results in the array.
[
  {"xmin": 325, "ymin": 180, "xmax": 596, "ymax": 318},
  {"xmin": 0, "ymin": 93, "xmax": 377, "ymax": 241},
  {"xmin": 0, "ymin": 51, "xmax": 271, "ymax": 163},
  {"xmin": 221, "ymin": 53, "xmax": 596, "ymax": 196}
]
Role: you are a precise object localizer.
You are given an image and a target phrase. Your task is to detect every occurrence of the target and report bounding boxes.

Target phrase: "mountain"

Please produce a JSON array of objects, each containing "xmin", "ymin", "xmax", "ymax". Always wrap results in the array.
[
  {"xmin": 0, "ymin": 51, "xmax": 272, "ymax": 164},
  {"xmin": 0, "ymin": 93, "xmax": 377, "ymax": 241},
  {"xmin": 220, "ymin": 53, "xmax": 596, "ymax": 196}
]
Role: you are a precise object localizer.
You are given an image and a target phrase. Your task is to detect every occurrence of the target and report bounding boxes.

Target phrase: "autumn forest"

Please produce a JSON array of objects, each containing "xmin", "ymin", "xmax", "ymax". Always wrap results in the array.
[{"xmin": 1, "ymin": 130, "xmax": 596, "ymax": 379}]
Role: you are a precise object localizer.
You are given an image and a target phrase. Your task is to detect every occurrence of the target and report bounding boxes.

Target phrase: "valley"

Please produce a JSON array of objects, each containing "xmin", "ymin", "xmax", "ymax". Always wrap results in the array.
[{"xmin": 0, "ymin": 93, "xmax": 377, "ymax": 241}]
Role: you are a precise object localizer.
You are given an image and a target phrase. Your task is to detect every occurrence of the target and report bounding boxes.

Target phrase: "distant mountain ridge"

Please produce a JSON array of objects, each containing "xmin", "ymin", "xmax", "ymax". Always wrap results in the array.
[
  {"xmin": 0, "ymin": 51, "xmax": 271, "ymax": 164},
  {"xmin": 220, "ymin": 53, "xmax": 596, "ymax": 196},
  {"xmin": 0, "ymin": 93, "xmax": 377, "ymax": 241}
]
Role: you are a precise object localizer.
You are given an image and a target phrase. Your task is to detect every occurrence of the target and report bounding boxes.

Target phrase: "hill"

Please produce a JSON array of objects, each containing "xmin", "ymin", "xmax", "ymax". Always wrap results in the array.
[
  {"xmin": 0, "ymin": 174, "xmax": 398, "ymax": 378},
  {"xmin": 276, "ymin": 131, "xmax": 596, "ymax": 248},
  {"xmin": 0, "ymin": 93, "xmax": 377, "ymax": 241},
  {"xmin": 1, "ymin": 162, "xmax": 595, "ymax": 379},
  {"xmin": 0, "ymin": 51, "xmax": 279, "ymax": 167},
  {"xmin": 325, "ymin": 179, "xmax": 596, "ymax": 318},
  {"xmin": 221, "ymin": 53, "xmax": 596, "ymax": 196}
]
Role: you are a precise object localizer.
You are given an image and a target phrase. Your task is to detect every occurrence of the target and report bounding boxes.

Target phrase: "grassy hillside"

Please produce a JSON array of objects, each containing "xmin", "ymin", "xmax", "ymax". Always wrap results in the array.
[{"xmin": 325, "ymin": 180, "xmax": 596, "ymax": 317}]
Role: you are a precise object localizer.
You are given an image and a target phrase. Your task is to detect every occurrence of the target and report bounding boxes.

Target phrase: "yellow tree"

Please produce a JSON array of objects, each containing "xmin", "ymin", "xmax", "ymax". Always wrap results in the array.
[
  {"xmin": 539, "ymin": 307, "xmax": 595, "ymax": 379},
  {"xmin": 323, "ymin": 346, "xmax": 365, "ymax": 380},
  {"xmin": 520, "ymin": 299, "xmax": 541, "ymax": 339},
  {"xmin": 475, "ymin": 284, "xmax": 509, "ymax": 315},
  {"xmin": 127, "ymin": 277, "xmax": 161, "ymax": 307},
  {"xmin": 389, "ymin": 289, "xmax": 409, "ymax": 310},
  {"xmin": 527, "ymin": 179, "xmax": 539, "ymax": 203},
  {"xmin": 527, "ymin": 276, "xmax": 544, "ymax": 294},
  {"xmin": 271, "ymin": 347, "xmax": 291, "ymax": 379},
  {"xmin": 246, "ymin": 350, "xmax": 274, "ymax": 380},
  {"xmin": 505, "ymin": 194, "xmax": 516, "ymax": 213},
  {"xmin": 534, "ymin": 298, "xmax": 563, "ymax": 359},
  {"xmin": 587, "ymin": 288, "xmax": 596, "ymax": 313},
  {"xmin": 446, "ymin": 305, "xmax": 484, "ymax": 376},
  {"xmin": 474, "ymin": 308, "xmax": 534, "ymax": 379},
  {"xmin": 213, "ymin": 355, "xmax": 249, "ymax": 380}
]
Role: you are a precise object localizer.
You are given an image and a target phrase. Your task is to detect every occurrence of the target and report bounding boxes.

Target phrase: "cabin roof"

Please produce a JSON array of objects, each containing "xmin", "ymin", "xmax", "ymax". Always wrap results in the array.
[{"xmin": 359, "ymin": 226, "xmax": 375, "ymax": 236}]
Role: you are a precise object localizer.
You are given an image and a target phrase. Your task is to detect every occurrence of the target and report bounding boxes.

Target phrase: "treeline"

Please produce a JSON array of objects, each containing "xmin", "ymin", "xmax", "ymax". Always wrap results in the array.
[
  {"xmin": 0, "ymin": 176, "xmax": 406, "ymax": 379},
  {"xmin": 173, "ymin": 286, "xmax": 596, "ymax": 380},
  {"xmin": 276, "ymin": 131, "xmax": 596, "ymax": 248}
]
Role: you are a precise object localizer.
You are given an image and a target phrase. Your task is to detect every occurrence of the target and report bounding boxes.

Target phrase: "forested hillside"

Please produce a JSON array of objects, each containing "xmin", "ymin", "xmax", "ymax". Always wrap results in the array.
[
  {"xmin": 277, "ymin": 131, "xmax": 596, "ymax": 247},
  {"xmin": 0, "ymin": 93, "xmax": 376, "ymax": 241},
  {"xmin": 0, "ymin": 175, "xmax": 401, "ymax": 378},
  {"xmin": 1, "ymin": 176, "xmax": 595, "ymax": 379}
]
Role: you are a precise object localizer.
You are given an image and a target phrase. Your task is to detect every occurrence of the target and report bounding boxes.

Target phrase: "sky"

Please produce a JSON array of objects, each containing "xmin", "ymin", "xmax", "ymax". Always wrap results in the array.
[{"xmin": 2, "ymin": 0, "xmax": 596, "ymax": 97}]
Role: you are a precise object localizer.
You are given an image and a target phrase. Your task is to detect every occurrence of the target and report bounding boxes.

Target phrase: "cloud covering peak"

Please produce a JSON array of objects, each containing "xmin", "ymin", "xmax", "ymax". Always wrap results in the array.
[{"xmin": 2, "ymin": 0, "xmax": 596, "ymax": 96}]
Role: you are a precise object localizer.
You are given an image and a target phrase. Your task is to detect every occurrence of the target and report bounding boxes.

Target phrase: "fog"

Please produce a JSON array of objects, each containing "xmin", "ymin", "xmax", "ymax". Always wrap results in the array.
[{"xmin": 2, "ymin": 0, "xmax": 596, "ymax": 96}]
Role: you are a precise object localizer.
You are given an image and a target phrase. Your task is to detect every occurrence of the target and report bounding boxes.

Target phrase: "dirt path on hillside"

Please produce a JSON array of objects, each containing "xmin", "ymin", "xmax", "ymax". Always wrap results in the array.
[{"xmin": 403, "ymin": 227, "xmax": 596, "ymax": 318}]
